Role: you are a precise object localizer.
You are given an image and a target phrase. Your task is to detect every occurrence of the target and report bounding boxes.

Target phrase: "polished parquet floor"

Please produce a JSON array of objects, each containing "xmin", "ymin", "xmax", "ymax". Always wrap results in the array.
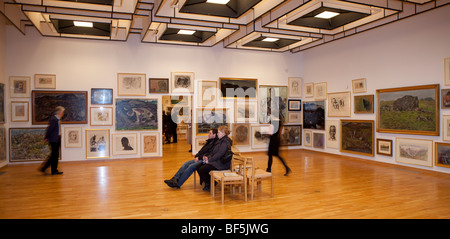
[{"xmin": 1, "ymin": 141, "xmax": 450, "ymax": 219}]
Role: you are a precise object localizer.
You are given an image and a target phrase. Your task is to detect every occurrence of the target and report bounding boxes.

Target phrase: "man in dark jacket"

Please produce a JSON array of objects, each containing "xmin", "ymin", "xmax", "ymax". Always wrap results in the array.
[
  {"xmin": 164, "ymin": 129, "xmax": 218, "ymax": 188},
  {"xmin": 39, "ymin": 106, "xmax": 65, "ymax": 175}
]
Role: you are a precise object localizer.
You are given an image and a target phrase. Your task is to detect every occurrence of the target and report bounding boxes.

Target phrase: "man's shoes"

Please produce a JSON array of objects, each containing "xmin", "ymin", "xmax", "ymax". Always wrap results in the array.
[
  {"xmin": 164, "ymin": 178, "xmax": 179, "ymax": 188},
  {"xmin": 51, "ymin": 171, "xmax": 63, "ymax": 175}
]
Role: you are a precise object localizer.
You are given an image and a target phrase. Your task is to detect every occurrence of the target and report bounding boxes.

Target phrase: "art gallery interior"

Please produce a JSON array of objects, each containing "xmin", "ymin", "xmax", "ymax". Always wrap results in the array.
[{"xmin": 0, "ymin": 0, "xmax": 450, "ymax": 219}]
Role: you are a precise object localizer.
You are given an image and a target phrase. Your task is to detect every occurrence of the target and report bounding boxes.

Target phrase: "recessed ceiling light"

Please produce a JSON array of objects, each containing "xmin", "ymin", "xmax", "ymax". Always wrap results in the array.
[
  {"xmin": 206, "ymin": 0, "xmax": 230, "ymax": 4},
  {"xmin": 178, "ymin": 29, "xmax": 196, "ymax": 35},
  {"xmin": 73, "ymin": 21, "xmax": 93, "ymax": 28},
  {"xmin": 314, "ymin": 11, "xmax": 340, "ymax": 19},
  {"xmin": 262, "ymin": 37, "xmax": 279, "ymax": 42}
]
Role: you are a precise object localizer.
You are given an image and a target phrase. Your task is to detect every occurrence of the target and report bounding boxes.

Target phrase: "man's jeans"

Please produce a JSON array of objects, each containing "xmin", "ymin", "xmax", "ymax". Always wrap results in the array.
[{"xmin": 174, "ymin": 159, "xmax": 203, "ymax": 187}]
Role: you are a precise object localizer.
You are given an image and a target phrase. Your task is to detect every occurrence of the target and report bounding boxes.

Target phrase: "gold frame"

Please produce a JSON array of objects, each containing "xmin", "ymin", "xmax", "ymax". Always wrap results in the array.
[
  {"xmin": 90, "ymin": 107, "xmax": 113, "ymax": 126},
  {"xmin": 10, "ymin": 101, "xmax": 29, "ymax": 122},
  {"xmin": 34, "ymin": 74, "xmax": 56, "ymax": 89},
  {"xmin": 85, "ymin": 129, "xmax": 110, "ymax": 159},
  {"xmin": 117, "ymin": 73, "xmax": 147, "ymax": 96},
  {"xmin": 340, "ymin": 119, "xmax": 374, "ymax": 157},
  {"xmin": 435, "ymin": 142, "xmax": 450, "ymax": 168}
]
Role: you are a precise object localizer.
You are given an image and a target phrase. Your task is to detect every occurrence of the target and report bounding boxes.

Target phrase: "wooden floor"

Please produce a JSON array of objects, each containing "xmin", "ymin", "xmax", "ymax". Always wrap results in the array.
[{"xmin": 1, "ymin": 141, "xmax": 450, "ymax": 219}]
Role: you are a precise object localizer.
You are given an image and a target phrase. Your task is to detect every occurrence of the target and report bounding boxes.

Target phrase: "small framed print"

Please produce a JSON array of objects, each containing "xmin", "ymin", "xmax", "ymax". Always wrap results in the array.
[
  {"xmin": 112, "ymin": 133, "xmax": 138, "ymax": 155},
  {"xmin": 117, "ymin": 73, "xmax": 146, "ymax": 96},
  {"xmin": 251, "ymin": 125, "xmax": 271, "ymax": 149},
  {"xmin": 90, "ymin": 107, "xmax": 113, "ymax": 126},
  {"xmin": 141, "ymin": 133, "xmax": 160, "ymax": 157},
  {"xmin": 288, "ymin": 112, "xmax": 301, "ymax": 123},
  {"xmin": 443, "ymin": 115, "xmax": 450, "ymax": 141},
  {"xmin": 232, "ymin": 123, "xmax": 250, "ymax": 146},
  {"xmin": 171, "ymin": 72, "xmax": 194, "ymax": 94},
  {"xmin": 149, "ymin": 78, "xmax": 169, "ymax": 93},
  {"xmin": 376, "ymin": 138, "xmax": 393, "ymax": 156},
  {"xmin": 288, "ymin": 99, "xmax": 301, "ymax": 111},
  {"xmin": 11, "ymin": 101, "xmax": 29, "ymax": 122},
  {"xmin": 435, "ymin": 142, "xmax": 450, "ymax": 168},
  {"xmin": 313, "ymin": 132, "xmax": 325, "ymax": 149},
  {"xmin": 9, "ymin": 76, "xmax": 30, "ymax": 98},
  {"xmin": 305, "ymin": 83, "xmax": 314, "ymax": 98},
  {"xmin": 314, "ymin": 82, "xmax": 327, "ymax": 100},
  {"xmin": 86, "ymin": 129, "xmax": 110, "ymax": 159},
  {"xmin": 64, "ymin": 127, "xmax": 82, "ymax": 148},
  {"xmin": 354, "ymin": 95, "xmax": 374, "ymax": 114},
  {"xmin": 34, "ymin": 74, "xmax": 56, "ymax": 89},
  {"xmin": 91, "ymin": 88, "xmax": 113, "ymax": 105},
  {"xmin": 352, "ymin": 78, "xmax": 367, "ymax": 93},
  {"xmin": 441, "ymin": 89, "xmax": 450, "ymax": 109},
  {"xmin": 288, "ymin": 77, "xmax": 302, "ymax": 98},
  {"xmin": 304, "ymin": 130, "xmax": 312, "ymax": 147}
]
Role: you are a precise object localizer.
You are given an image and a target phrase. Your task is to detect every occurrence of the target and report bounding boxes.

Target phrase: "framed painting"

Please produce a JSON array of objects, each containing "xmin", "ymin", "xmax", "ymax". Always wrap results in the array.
[
  {"xmin": 313, "ymin": 132, "xmax": 325, "ymax": 149},
  {"xmin": 34, "ymin": 74, "xmax": 56, "ymax": 89},
  {"xmin": 196, "ymin": 108, "xmax": 229, "ymax": 136},
  {"xmin": 341, "ymin": 120, "xmax": 374, "ymax": 157},
  {"xmin": 91, "ymin": 88, "xmax": 113, "ymax": 105},
  {"xmin": 376, "ymin": 138, "xmax": 393, "ymax": 157},
  {"xmin": 280, "ymin": 125, "xmax": 302, "ymax": 146},
  {"xmin": 259, "ymin": 85, "xmax": 287, "ymax": 123},
  {"xmin": 219, "ymin": 78, "xmax": 257, "ymax": 99},
  {"xmin": 395, "ymin": 137, "xmax": 433, "ymax": 167},
  {"xmin": 445, "ymin": 57, "xmax": 450, "ymax": 85},
  {"xmin": 435, "ymin": 142, "xmax": 450, "ymax": 168},
  {"xmin": 441, "ymin": 89, "xmax": 450, "ymax": 109},
  {"xmin": 198, "ymin": 81, "xmax": 217, "ymax": 107},
  {"xmin": 314, "ymin": 82, "xmax": 327, "ymax": 100},
  {"xmin": 251, "ymin": 125, "xmax": 270, "ymax": 149},
  {"xmin": 288, "ymin": 77, "xmax": 302, "ymax": 98},
  {"xmin": 354, "ymin": 94, "xmax": 374, "ymax": 114},
  {"xmin": 443, "ymin": 115, "xmax": 450, "ymax": 141},
  {"xmin": 141, "ymin": 133, "xmax": 160, "ymax": 157},
  {"xmin": 86, "ymin": 129, "xmax": 110, "ymax": 159},
  {"xmin": 64, "ymin": 127, "xmax": 82, "ymax": 148},
  {"xmin": 327, "ymin": 91, "xmax": 351, "ymax": 117},
  {"xmin": 288, "ymin": 99, "xmax": 301, "ymax": 111},
  {"xmin": 235, "ymin": 100, "xmax": 257, "ymax": 123},
  {"xmin": 288, "ymin": 112, "xmax": 301, "ymax": 123},
  {"xmin": 32, "ymin": 90, "xmax": 88, "ymax": 125},
  {"xmin": 0, "ymin": 127, "xmax": 5, "ymax": 163},
  {"xmin": 149, "ymin": 78, "xmax": 169, "ymax": 93},
  {"xmin": 303, "ymin": 100, "xmax": 325, "ymax": 130},
  {"xmin": 171, "ymin": 72, "xmax": 194, "ymax": 94},
  {"xmin": 116, "ymin": 98, "xmax": 158, "ymax": 130},
  {"xmin": 112, "ymin": 133, "xmax": 138, "ymax": 155},
  {"xmin": 11, "ymin": 101, "xmax": 29, "ymax": 122},
  {"xmin": 232, "ymin": 123, "xmax": 250, "ymax": 146},
  {"xmin": 90, "ymin": 107, "xmax": 113, "ymax": 126},
  {"xmin": 0, "ymin": 83, "xmax": 4, "ymax": 123},
  {"xmin": 326, "ymin": 120, "xmax": 340, "ymax": 149},
  {"xmin": 9, "ymin": 128, "xmax": 50, "ymax": 162},
  {"xmin": 305, "ymin": 83, "xmax": 314, "ymax": 98},
  {"xmin": 9, "ymin": 76, "xmax": 30, "ymax": 98},
  {"xmin": 376, "ymin": 84, "xmax": 439, "ymax": 136},
  {"xmin": 304, "ymin": 130, "xmax": 312, "ymax": 147},
  {"xmin": 117, "ymin": 73, "xmax": 146, "ymax": 96},
  {"xmin": 352, "ymin": 78, "xmax": 367, "ymax": 93}
]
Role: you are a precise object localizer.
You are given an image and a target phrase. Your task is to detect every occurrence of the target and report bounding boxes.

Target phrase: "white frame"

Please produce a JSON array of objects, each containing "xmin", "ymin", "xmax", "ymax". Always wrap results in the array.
[
  {"xmin": 443, "ymin": 115, "xmax": 450, "ymax": 141},
  {"xmin": 86, "ymin": 129, "xmax": 110, "ymax": 159},
  {"xmin": 305, "ymin": 83, "xmax": 314, "ymax": 98},
  {"xmin": 171, "ymin": 71, "xmax": 194, "ymax": 94},
  {"xmin": 34, "ymin": 74, "xmax": 56, "ymax": 89},
  {"xmin": 395, "ymin": 137, "xmax": 433, "ymax": 167},
  {"xmin": 90, "ymin": 107, "xmax": 113, "ymax": 126},
  {"xmin": 9, "ymin": 76, "xmax": 30, "ymax": 98},
  {"xmin": 64, "ymin": 127, "xmax": 82, "ymax": 148},
  {"xmin": 112, "ymin": 133, "xmax": 138, "ymax": 155},
  {"xmin": 251, "ymin": 125, "xmax": 270, "ymax": 149},
  {"xmin": 314, "ymin": 82, "xmax": 327, "ymax": 100},
  {"xmin": 141, "ymin": 132, "xmax": 161, "ymax": 157},
  {"xmin": 11, "ymin": 101, "xmax": 29, "ymax": 122},
  {"xmin": 288, "ymin": 77, "xmax": 302, "ymax": 98},
  {"xmin": 117, "ymin": 73, "xmax": 147, "ymax": 96},
  {"xmin": 352, "ymin": 78, "xmax": 367, "ymax": 93}
]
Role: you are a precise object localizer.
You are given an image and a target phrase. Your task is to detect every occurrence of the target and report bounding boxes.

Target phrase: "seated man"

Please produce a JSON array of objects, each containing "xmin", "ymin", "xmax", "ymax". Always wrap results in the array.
[{"xmin": 164, "ymin": 129, "xmax": 218, "ymax": 189}]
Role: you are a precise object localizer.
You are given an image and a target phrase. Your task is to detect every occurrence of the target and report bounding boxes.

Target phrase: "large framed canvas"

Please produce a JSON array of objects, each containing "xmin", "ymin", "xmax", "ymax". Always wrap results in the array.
[
  {"xmin": 303, "ymin": 100, "xmax": 325, "ymax": 130},
  {"xmin": 34, "ymin": 74, "xmax": 56, "ymax": 89},
  {"xmin": 32, "ymin": 90, "xmax": 88, "ymax": 125},
  {"xmin": 314, "ymin": 82, "xmax": 327, "ymax": 100},
  {"xmin": 0, "ymin": 83, "xmax": 4, "ymax": 123},
  {"xmin": 198, "ymin": 81, "xmax": 217, "ymax": 107},
  {"xmin": 86, "ymin": 129, "xmax": 110, "ymax": 159},
  {"xmin": 196, "ymin": 108, "xmax": 230, "ymax": 136},
  {"xmin": 445, "ymin": 57, "xmax": 450, "ymax": 85},
  {"xmin": 376, "ymin": 84, "xmax": 439, "ymax": 136},
  {"xmin": 90, "ymin": 107, "xmax": 113, "ymax": 126},
  {"xmin": 64, "ymin": 127, "xmax": 82, "ymax": 148},
  {"xmin": 435, "ymin": 142, "xmax": 450, "ymax": 168},
  {"xmin": 259, "ymin": 85, "xmax": 287, "ymax": 123},
  {"xmin": 9, "ymin": 128, "xmax": 50, "ymax": 162},
  {"xmin": 219, "ymin": 78, "xmax": 257, "ymax": 99},
  {"xmin": 171, "ymin": 72, "xmax": 194, "ymax": 94},
  {"xmin": 354, "ymin": 95, "xmax": 374, "ymax": 114},
  {"xmin": 288, "ymin": 77, "xmax": 302, "ymax": 98},
  {"xmin": 149, "ymin": 78, "xmax": 169, "ymax": 93},
  {"xmin": 232, "ymin": 123, "xmax": 250, "ymax": 146},
  {"xmin": 327, "ymin": 91, "xmax": 351, "ymax": 117},
  {"xmin": 341, "ymin": 120, "xmax": 374, "ymax": 157},
  {"xmin": 116, "ymin": 98, "xmax": 158, "ymax": 130},
  {"xmin": 117, "ymin": 73, "xmax": 146, "ymax": 96},
  {"xmin": 9, "ymin": 76, "xmax": 30, "ymax": 98},
  {"xmin": 112, "ymin": 133, "xmax": 138, "ymax": 155},
  {"xmin": 251, "ymin": 125, "xmax": 270, "ymax": 149},
  {"xmin": 91, "ymin": 88, "xmax": 113, "ymax": 105},
  {"xmin": 0, "ymin": 127, "xmax": 6, "ymax": 163},
  {"xmin": 141, "ymin": 133, "xmax": 160, "ymax": 157},
  {"xmin": 280, "ymin": 125, "xmax": 302, "ymax": 146},
  {"xmin": 395, "ymin": 137, "xmax": 433, "ymax": 167},
  {"xmin": 326, "ymin": 120, "xmax": 340, "ymax": 149},
  {"xmin": 235, "ymin": 100, "xmax": 258, "ymax": 123},
  {"xmin": 11, "ymin": 101, "xmax": 29, "ymax": 122}
]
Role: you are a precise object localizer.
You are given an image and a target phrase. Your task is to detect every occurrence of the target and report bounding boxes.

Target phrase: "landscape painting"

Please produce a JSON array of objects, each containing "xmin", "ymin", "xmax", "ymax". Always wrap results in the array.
[
  {"xmin": 341, "ymin": 120, "xmax": 374, "ymax": 156},
  {"xmin": 435, "ymin": 142, "xmax": 450, "ymax": 168},
  {"xmin": 303, "ymin": 100, "xmax": 325, "ymax": 130},
  {"xmin": 116, "ymin": 98, "xmax": 158, "ymax": 131},
  {"xmin": 376, "ymin": 84, "xmax": 439, "ymax": 136},
  {"xmin": 396, "ymin": 138, "xmax": 433, "ymax": 167},
  {"xmin": 9, "ymin": 128, "xmax": 50, "ymax": 162}
]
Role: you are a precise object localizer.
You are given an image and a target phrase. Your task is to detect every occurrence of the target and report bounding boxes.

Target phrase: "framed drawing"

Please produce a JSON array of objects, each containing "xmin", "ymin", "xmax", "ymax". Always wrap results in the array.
[
  {"xmin": 280, "ymin": 125, "xmax": 302, "ymax": 146},
  {"xmin": 443, "ymin": 115, "xmax": 450, "ymax": 141},
  {"xmin": 32, "ymin": 90, "xmax": 88, "ymax": 125},
  {"xmin": 116, "ymin": 98, "xmax": 158, "ymax": 130},
  {"xmin": 91, "ymin": 88, "xmax": 113, "ymax": 105},
  {"xmin": 303, "ymin": 100, "xmax": 325, "ymax": 130},
  {"xmin": 435, "ymin": 142, "xmax": 450, "ymax": 168},
  {"xmin": 326, "ymin": 120, "xmax": 340, "ymax": 149},
  {"xmin": 219, "ymin": 78, "xmax": 257, "ymax": 99},
  {"xmin": 441, "ymin": 89, "xmax": 450, "ymax": 109},
  {"xmin": 288, "ymin": 77, "xmax": 302, "ymax": 98},
  {"xmin": 251, "ymin": 125, "xmax": 270, "ymax": 149},
  {"xmin": 314, "ymin": 82, "xmax": 327, "ymax": 100},
  {"xmin": 395, "ymin": 137, "xmax": 433, "ymax": 167},
  {"xmin": 304, "ymin": 130, "xmax": 312, "ymax": 147},
  {"xmin": 232, "ymin": 123, "xmax": 250, "ymax": 146},
  {"xmin": 341, "ymin": 120, "xmax": 374, "ymax": 157},
  {"xmin": 354, "ymin": 95, "xmax": 374, "ymax": 114},
  {"xmin": 112, "ymin": 133, "xmax": 138, "ymax": 155},
  {"xmin": 171, "ymin": 72, "xmax": 194, "ymax": 94},
  {"xmin": 195, "ymin": 137, "xmax": 208, "ymax": 151},
  {"xmin": 313, "ymin": 132, "xmax": 325, "ymax": 149},
  {"xmin": 352, "ymin": 78, "xmax": 367, "ymax": 93},
  {"xmin": 90, "ymin": 107, "xmax": 113, "ymax": 126},
  {"xmin": 86, "ymin": 129, "xmax": 110, "ymax": 159},
  {"xmin": 288, "ymin": 112, "xmax": 301, "ymax": 123},
  {"xmin": 64, "ymin": 127, "xmax": 82, "ymax": 148},
  {"xmin": 445, "ymin": 57, "xmax": 450, "ymax": 85},
  {"xmin": 288, "ymin": 99, "xmax": 301, "ymax": 111},
  {"xmin": 34, "ymin": 74, "xmax": 56, "ymax": 89},
  {"xmin": 376, "ymin": 84, "xmax": 439, "ymax": 136},
  {"xmin": 235, "ymin": 100, "xmax": 258, "ymax": 123},
  {"xmin": 11, "ymin": 101, "xmax": 29, "ymax": 122},
  {"xmin": 149, "ymin": 78, "xmax": 169, "ymax": 93},
  {"xmin": 9, "ymin": 128, "xmax": 49, "ymax": 162},
  {"xmin": 117, "ymin": 73, "xmax": 146, "ymax": 96},
  {"xmin": 9, "ymin": 76, "xmax": 30, "ymax": 98},
  {"xmin": 198, "ymin": 81, "xmax": 217, "ymax": 107},
  {"xmin": 376, "ymin": 138, "xmax": 393, "ymax": 157},
  {"xmin": 141, "ymin": 133, "xmax": 160, "ymax": 157},
  {"xmin": 305, "ymin": 83, "xmax": 314, "ymax": 98},
  {"xmin": 196, "ymin": 108, "xmax": 230, "ymax": 136},
  {"xmin": 259, "ymin": 85, "xmax": 287, "ymax": 123},
  {"xmin": 327, "ymin": 91, "xmax": 351, "ymax": 117},
  {"xmin": 0, "ymin": 127, "xmax": 5, "ymax": 163},
  {"xmin": 0, "ymin": 83, "xmax": 4, "ymax": 123}
]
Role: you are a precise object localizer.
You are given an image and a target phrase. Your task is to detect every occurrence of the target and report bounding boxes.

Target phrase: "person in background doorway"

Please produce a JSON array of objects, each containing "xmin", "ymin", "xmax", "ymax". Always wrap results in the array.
[{"xmin": 39, "ymin": 106, "xmax": 65, "ymax": 175}]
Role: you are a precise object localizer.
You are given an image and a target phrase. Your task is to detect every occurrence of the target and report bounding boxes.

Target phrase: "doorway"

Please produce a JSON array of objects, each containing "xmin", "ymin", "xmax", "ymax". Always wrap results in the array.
[{"xmin": 162, "ymin": 95, "xmax": 192, "ymax": 155}]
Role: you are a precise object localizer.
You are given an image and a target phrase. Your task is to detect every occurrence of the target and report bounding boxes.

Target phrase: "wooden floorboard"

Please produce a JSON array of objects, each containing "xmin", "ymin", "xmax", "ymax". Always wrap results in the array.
[{"xmin": 1, "ymin": 142, "xmax": 449, "ymax": 219}]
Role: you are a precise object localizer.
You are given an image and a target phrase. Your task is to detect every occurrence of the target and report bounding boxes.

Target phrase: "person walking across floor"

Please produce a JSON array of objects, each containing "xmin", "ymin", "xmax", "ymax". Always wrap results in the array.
[
  {"xmin": 39, "ymin": 106, "xmax": 65, "ymax": 175},
  {"xmin": 266, "ymin": 119, "xmax": 291, "ymax": 176}
]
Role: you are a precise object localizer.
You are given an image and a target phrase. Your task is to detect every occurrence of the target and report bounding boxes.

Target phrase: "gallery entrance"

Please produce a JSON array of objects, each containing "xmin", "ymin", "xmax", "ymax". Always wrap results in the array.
[{"xmin": 162, "ymin": 95, "xmax": 192, "ymax": 154}]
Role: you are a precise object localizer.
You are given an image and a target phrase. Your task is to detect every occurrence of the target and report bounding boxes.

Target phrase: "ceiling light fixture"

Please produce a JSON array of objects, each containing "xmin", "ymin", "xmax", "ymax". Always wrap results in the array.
[
  {"xmin": 206, "ymin": 0, "xmax": 230, "ymax": 5},
  {"xmin": 178, "ymin": 29, "xmax": 196, "ymax": 35},
  {"xmin": 73, "ymin": 21, "xmax": 93, "ymax": 27},
  {"xmin": 314, "ymin": 11, "xmax": 340, "ymax": 19},
  {"xmin": 262, "ymin": 37, "xmax": 279, "ymax": 42}
]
